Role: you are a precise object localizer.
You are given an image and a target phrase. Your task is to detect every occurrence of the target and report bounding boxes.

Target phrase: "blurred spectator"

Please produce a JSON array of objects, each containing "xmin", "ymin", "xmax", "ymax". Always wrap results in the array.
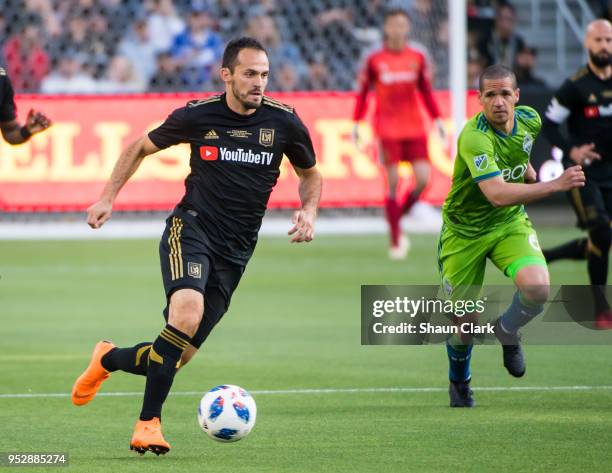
[
  {"xmin": 431, "ymin": 18, "xmax": 450, "ymax": 89},
  {"xmin": 468, "ymin": 0, "xmax": 498, "ymax": 13},
  {"xmin": 49, "ymin": 14, "xmax": 88, "ymax": 65},
  {"xmin": 310, "ymin": 5, "xmax": 361, "ymax": 90},
  {"xmin": 170, "ymin": 6, "xmax": 223, "ymax": 89},
  {"xmin": 97, "ymin": 55, "xmax": 147, "ymax": 93},
  {"xmin": 148, "ymin": 51, "xmax": 184, "ymax": 92},
  {"xmin": 468, "ymin": 28, "xmax": 481, "ymax": 56},
  {"xmin": 49, "ymin": 11, "xmax": 110, "ymax": 78},
  {"xmin": 0, "ymin": 0, "xmax": 465, "ymax": 93},
  {"xmin": 147, "ymin": 0, "xmax": 186, "ymax": 53},
  {"xmin": 40, "ymin": 53, "xmax": 97, "ymax": 94},
  {"xmin": 303, "ymin": 53, "xmax": 334, "ymax": 91},
  {"xmin": 89, "ymin": 7, "xmax": 117, "ymax": 64},
  {"xmin": 24, "ymin": 0, "xmax": 61, "ymax": 37},
  {"xmin": 409, "ymin": 0, "xmax": 448, "ymax": 54},
  {"xmin": 477, "ymin": 2, "xmax": 525, "ymax": 68},
  {"xmin": 514, "ymin": 46, "xmax": 548, "ymax": 90},
  {"xmin": 467, "ymin": 0, "xmax": 496, "ymax": 40},
  {"xmin": 214, "ymin": 0, "xmax": 264, "ymax": 39},
  {"xmin": 100, "ymin": 0, "xmax": 143, "ymax": 40},
  {"xmin": 118, "ymin": 18, "xmax": 158, "ymax": 84},
  {"xmin": 274, "ymin": 61, "xmax": 301, "ymax": 91},
  {"xmin": 351, "ymin": 0, "xmax": 386, "ymax": 30},
  {"xmin": 599, "ymin": 0, "xmax": 612, "ymax": 21},
  {"xmin": 3, "ymin": 15, "xmax": 50, "ymax": 92},
  {"xmin": 244, "ymin": 14, "xmax": 306, "ymax": 90},
  {"xmin": 467, "ymin": 52, "xmax": 485, "ymax": 89}
]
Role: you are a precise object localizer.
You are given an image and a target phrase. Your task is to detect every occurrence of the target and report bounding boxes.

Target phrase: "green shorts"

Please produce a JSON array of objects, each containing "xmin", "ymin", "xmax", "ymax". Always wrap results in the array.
[{"xmin": 437, "ymin": 216, "xmax": 547, "ymax": 299}]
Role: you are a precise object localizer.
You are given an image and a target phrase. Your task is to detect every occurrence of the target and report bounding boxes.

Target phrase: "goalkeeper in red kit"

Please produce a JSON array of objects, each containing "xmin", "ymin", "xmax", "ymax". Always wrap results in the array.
[{"xmin": 353, "ymin": 8, "xmax": 447, "ymax": 259}]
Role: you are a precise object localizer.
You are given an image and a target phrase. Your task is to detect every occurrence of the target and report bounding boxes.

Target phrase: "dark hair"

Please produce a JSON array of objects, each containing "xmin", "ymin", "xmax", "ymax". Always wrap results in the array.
[
  {"xmin": 478, "ymin": 64, "xmax": 517, "ymax": 91},
  {"xmin": 384, "ymin": 8, "xmax": 411, "ymax": 22},
  {"xmin": 518, "ymin": 45, "xmax": 537, "ymax": 56},
  {"xmin": 222, "ymin": 37, "xmax": 268, "ymax": 72},
  {"xmin": 497, "ymin": 1, "xmax": 516, "ymax": 15}
]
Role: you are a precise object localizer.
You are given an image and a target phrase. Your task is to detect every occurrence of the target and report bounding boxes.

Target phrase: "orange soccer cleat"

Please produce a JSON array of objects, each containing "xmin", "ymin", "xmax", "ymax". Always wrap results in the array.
[
  {"xmin": 130, "ymin": 417, "xmax": 171, "ymax": 455},
  {"xmin": 71, "ymin": 340, "xmax": 115, "ymax": 406}
]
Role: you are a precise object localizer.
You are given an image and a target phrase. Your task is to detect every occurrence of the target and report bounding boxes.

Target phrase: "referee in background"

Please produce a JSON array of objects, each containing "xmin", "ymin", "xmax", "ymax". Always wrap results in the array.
[{"xmin": 542, "ymin": 19, "xmax": 612, "ymax": 328}]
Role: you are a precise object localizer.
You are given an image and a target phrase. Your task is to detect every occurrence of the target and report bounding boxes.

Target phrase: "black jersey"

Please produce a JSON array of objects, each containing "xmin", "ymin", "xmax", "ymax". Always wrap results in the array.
[
  {"xmin": 148, "ymin": 93, "xmax": 316, "ymax": 265},
  {"xmin": 0, "ymin": 67, "xmax": 17, "ymax": 122},
  {"xmin": 543, "ymin": 65, "xmax": 612, "ymax": 178}
]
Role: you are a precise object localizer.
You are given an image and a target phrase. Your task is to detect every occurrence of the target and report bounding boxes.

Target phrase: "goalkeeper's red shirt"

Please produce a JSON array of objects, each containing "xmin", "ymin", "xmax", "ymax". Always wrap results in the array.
[{"xmin": 353, "ymin": 45, "xmax": 440, "ymax": 140}]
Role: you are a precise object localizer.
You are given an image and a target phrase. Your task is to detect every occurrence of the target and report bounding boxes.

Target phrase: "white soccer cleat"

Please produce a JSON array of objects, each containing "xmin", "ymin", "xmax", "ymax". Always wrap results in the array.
[{"xmin": 389, "ymin": 235, "xmax": 411, "ymax": 260}]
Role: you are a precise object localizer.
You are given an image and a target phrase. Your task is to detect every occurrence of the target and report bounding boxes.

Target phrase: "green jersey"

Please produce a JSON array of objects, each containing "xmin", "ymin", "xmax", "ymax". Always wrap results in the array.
[{"xmin": 442, "ymin": 106, "xmax": 542, "ymax": 238}]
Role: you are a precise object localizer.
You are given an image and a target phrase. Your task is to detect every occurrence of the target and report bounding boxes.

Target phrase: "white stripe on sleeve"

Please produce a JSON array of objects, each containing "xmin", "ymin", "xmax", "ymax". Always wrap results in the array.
[{"xmin": 545, "ymin": 97, "xmax": 571, "ymax": 124}]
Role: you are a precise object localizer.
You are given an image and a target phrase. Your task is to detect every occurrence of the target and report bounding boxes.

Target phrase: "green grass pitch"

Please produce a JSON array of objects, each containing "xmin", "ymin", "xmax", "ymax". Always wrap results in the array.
[{"xmin": 2, "ymin": 228, "xmax": 612, "ymax": 472}]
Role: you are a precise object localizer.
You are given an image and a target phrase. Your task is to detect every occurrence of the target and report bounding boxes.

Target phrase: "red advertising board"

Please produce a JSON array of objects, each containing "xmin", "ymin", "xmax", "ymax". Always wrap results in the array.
[{"xmin": 0, "ymin": 91, "xmax": 480, "ymax": 211}]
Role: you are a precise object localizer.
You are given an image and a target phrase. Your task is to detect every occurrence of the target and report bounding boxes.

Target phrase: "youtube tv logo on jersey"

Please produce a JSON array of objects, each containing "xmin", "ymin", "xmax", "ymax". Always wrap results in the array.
[{"xmin": 200, "ymin": 146, "xmax": 218, "ymax": 161}]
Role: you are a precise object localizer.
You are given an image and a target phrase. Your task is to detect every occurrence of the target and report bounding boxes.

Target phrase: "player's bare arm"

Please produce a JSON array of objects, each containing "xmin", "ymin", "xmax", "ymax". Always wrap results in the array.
[
  {"xmin": 525, "ymin": 162, "xmax": 537, "ymax": 183},
  {"xmin": 288, "ymin": 164, "xmax": 322, "ymax": 243},
  {"xmin": 0, "ymin": 108, "xmax": 51, "ymax": 145},
  {"xmin": 478, "ymin": 164, "xmax": 585, "ymax": 207},
  {"xmin": 87, "ymin": 136, "xmax": 160, "ymax": 229}
]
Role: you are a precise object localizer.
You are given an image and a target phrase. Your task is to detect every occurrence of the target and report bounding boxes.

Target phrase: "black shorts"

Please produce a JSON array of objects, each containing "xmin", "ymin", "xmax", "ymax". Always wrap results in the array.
[
  {"xmin": 159, "ymin": 207, "xmax": 245, "ymax": 348},
  {"xmin": 567, "ymin": 179, "xmax": 612, "ymax": 229}
]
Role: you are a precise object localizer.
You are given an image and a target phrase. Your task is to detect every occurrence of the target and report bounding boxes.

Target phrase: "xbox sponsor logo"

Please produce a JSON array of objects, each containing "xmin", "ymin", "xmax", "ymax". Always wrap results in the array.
[{"xmin": 501, "ymin": 163, "xmax": 527, "ymax": 182}]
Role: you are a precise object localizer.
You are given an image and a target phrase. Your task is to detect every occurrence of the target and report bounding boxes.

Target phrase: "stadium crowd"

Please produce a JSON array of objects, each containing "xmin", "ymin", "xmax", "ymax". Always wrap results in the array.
[{"xmin": 0, "ymin": 0, "xmax": 552, "ymax": 94}]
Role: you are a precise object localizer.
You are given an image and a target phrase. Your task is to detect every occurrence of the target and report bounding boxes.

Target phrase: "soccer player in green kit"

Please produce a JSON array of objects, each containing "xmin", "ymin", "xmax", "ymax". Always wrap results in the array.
[{"xmin": 438, "ymin": 65, "xmax": 586, "ymax": 407}]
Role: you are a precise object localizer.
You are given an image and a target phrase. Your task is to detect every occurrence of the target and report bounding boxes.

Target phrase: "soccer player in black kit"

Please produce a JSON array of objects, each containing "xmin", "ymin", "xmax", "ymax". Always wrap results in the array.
[
  {"xmin": 542, "ymin": 20, "xmax": 612, "ymax": 328},
  {"xmin": 71, "ymin": 37, "xmax": 322, "ymax": 455},
  {"xmin": 0, "ymin": 67, "xmax": 51, "ymax": 144}
]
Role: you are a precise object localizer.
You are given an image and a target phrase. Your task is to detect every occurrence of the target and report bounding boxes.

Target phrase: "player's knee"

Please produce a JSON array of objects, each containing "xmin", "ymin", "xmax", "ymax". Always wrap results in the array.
[
  {"xmin": 518, "ymin": 270, "xmax": 549, "ymax": 304},
  {"xmin": 168, "ymin": 289, "xmax": 204, "ymax": 336},
  {"xmin": 515, "ymin": 265, "xmax": 550, "ymax": 305},
  {"xmin": 520, "ymin": 284, "xmax": 549, "ymax": 306},
  {"xmin": 588, "ymin": 224, "xmax": 611, "ymax": 256}
]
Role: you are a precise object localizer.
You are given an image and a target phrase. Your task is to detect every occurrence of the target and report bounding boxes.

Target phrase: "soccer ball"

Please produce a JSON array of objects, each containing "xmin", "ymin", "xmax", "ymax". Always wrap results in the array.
[{"xmin": 197, "ymin": 384, "xmax": 257, "ymax": 442}]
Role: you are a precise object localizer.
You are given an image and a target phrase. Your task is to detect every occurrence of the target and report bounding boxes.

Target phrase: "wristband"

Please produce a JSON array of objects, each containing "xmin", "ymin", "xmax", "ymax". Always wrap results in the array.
[{"xmin": 19, "ymin": 126, "xmax": 32, "ymax": 140}]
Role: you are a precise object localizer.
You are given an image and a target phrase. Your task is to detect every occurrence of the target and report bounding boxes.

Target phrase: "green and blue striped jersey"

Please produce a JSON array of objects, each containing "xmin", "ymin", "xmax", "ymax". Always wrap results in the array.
[{"xmin": 442, "ymin": 106, "xmax": 542, "ymax": 238}]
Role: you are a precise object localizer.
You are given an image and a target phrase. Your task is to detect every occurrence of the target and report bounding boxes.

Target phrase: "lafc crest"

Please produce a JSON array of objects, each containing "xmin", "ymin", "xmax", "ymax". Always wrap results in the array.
[{"xmin": 259, "ymin": 128, "xmax": 275, "ymax": 147}]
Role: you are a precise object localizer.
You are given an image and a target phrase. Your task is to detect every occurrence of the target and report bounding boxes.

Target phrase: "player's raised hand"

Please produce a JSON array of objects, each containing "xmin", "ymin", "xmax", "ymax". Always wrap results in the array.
[
  {"xmin": 87, "ymin": 199, "xmax": 113, "ymax": 229},
  {"xmin": 555, "ymin": 165, "xmax": 585, "ymax": 191},
  {"xmin": 569, "ymin": 143, "xmax": 601, "ymax": 166},
  {"xmin": 288, "ymin": 208, "xmax": 316, "ymax": 243},
  {"xmin": 25, "ymin": 109, "xmax": 52, "ymax": 135}
]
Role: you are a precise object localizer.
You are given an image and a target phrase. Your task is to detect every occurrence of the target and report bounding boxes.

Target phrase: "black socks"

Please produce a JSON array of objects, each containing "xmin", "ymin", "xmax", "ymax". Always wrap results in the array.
[
  {"xmin": 101, "ymin": 342, "xmax": 152, "ymax": 376},
  {"xmin": 139, "ymin": 325, "xmax": 191, "ymax": 421}
]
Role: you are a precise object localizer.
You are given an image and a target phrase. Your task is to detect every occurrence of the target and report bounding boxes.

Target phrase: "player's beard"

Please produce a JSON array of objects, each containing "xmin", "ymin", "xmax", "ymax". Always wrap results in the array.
[
  {"xmin": 589, "ymin": 50, "xmax": 611, "ymax": 68},
  {"xmin": 232, "ymin": 84, "xmax": 263, "ymax": 111}
]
